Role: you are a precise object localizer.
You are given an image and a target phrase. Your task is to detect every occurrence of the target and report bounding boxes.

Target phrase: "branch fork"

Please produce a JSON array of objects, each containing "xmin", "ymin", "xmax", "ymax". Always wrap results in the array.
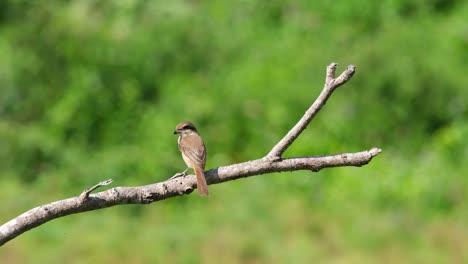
[{"xmin": 0, "ymin": 63, "xmax": 380, "ymax": 246}]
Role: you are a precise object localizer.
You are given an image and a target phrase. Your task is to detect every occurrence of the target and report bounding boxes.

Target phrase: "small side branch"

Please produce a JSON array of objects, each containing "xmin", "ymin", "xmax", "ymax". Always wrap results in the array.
[
  {"xmin": 79, "ymin": 179, "xmax": 113, "ymax": 202},
  {"xmin": 266, "ymin": 63, "xmax": 355, "ymax": 160}
]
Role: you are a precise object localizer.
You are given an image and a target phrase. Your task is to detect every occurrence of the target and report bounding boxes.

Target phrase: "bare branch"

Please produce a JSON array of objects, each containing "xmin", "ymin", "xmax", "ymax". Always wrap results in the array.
[
  {"xmin": 79, "ymin": 179, "xmax": 113, "ymax": 202},
  {"xmin": 0, "ymin": 63, "xmax": 380, "ymax": 246},
  {"xmin": 267, "ymin": 63, "xmax": 355, "ymax": 160},
  {"xmin": 0, "ymin": 147, "xmax": 381, "ymax": 246}
]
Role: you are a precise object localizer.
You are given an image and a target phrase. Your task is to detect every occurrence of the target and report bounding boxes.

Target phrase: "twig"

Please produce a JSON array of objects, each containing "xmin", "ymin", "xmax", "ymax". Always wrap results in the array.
[
  {"xmin": 266, "ymin": 63, "xmax": 355, "ymax": 160},
  {"xmin": 0, "ymin": 63, "xmax": 380, "ymax": 246},
  {"xmin": 79, "ymin": 179, "xmax": 113, "ymax": 202}
]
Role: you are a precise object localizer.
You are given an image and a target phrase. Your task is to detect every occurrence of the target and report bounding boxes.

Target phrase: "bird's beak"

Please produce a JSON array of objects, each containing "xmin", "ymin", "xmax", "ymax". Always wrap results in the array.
[{"xmin": 173, "ymin": 130, "xmax": 177, "ymax": 135}]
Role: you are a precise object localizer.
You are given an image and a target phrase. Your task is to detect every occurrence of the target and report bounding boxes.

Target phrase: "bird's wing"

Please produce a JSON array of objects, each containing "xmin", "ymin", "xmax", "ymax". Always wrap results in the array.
[{"xmin": 180, "ymin": 134, "xmax": 207, "ymax": 168}]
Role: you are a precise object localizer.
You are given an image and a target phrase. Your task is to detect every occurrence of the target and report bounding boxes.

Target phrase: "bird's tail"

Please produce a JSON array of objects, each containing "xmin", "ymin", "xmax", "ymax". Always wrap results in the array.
[{"xmin": 194, "ymin": 166, "xmax": 209, "ymax": 196}]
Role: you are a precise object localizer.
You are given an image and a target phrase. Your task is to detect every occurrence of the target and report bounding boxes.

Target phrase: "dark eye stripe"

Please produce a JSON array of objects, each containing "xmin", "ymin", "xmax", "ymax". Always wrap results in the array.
[{"xmin": 183, "ymin": 125, "xmax": 195, "ymax": 130}]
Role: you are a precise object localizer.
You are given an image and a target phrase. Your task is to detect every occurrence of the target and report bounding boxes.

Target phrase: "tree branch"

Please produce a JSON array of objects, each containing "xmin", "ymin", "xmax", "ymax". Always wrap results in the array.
[
  {"xmin": 0, "ymin": 63, "xmax": 381, "ymax": 246},
  {"xmin": 267, "ymin": 63, "xmax": 355, "ymax": 160}
]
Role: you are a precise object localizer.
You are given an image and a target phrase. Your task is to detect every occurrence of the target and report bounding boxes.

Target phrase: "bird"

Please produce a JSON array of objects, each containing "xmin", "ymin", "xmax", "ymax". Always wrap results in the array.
[{"xmin": 172, "ymin": 121, "xmax": 209, "ymax": 196}]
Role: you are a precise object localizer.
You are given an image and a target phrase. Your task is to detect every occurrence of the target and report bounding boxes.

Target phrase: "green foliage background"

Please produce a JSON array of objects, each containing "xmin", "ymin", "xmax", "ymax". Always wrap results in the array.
[{"xmin": 1, "ymin": 1, "xmax": 467, "ymax": 263}]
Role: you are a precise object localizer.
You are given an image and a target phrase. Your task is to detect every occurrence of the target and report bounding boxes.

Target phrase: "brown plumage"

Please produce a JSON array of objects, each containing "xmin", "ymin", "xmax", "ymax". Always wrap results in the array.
[{"xmin": 174, "ymin": 121, "xmax": 209, "ymax": 196}]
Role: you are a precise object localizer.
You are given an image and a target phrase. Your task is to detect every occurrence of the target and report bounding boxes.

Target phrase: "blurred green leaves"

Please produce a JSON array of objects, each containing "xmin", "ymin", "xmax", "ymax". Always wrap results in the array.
[{"xmin": 0, "ymin": 0, "xmax": 467, "ymax": 263}]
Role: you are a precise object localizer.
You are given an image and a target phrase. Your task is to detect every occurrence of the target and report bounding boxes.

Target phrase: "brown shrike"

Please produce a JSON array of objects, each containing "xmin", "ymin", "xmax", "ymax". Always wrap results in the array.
[{"xmin": 172, "ymin": 121, "xmax": 209, "ymax": 196}]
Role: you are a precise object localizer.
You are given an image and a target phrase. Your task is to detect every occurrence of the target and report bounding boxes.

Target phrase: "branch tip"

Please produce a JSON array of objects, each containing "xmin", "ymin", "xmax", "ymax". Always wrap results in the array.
[
  {"xmin": 333, "ymin": 64, "xmax": 356, "ymax": 88},
  {"xmin": 369, "ymin": 147, "xmax": 382, "ymax": 157},
  {"xmin": 326, "ymin": 63, "xmax": 338, "ymax": 80}
]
